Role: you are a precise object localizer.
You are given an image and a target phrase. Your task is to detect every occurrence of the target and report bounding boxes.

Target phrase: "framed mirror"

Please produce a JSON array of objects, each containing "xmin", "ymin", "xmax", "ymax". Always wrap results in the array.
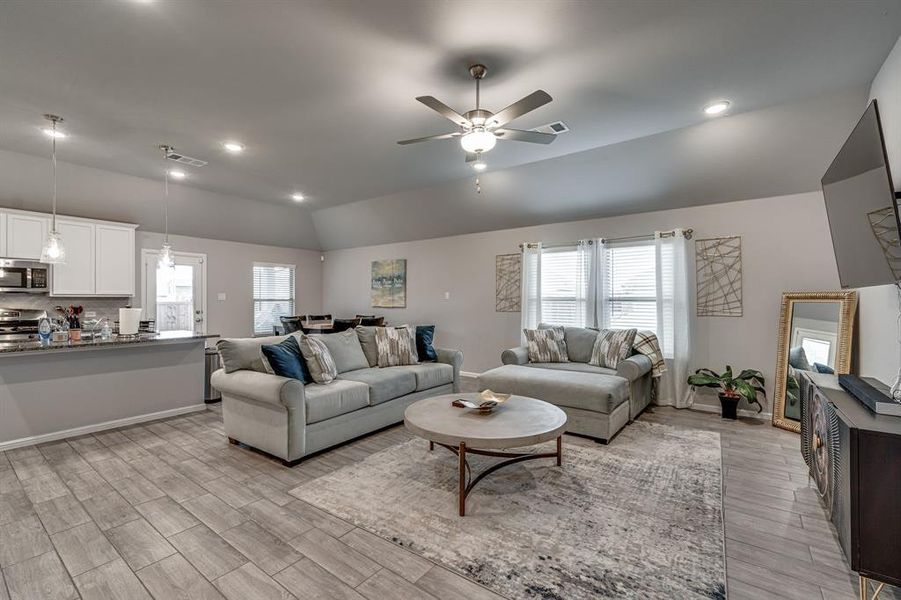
[{"xmin": 773, "ymin": 291, "xmax": 858, "ymax": 433}]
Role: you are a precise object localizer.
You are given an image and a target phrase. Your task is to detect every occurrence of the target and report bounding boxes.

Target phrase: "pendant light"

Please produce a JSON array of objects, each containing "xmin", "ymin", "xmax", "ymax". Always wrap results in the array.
[
  {"xmin": 40, "ymin": 114, "xmax": 66, "ymax": 264},
  {"xmin": 158, "ymin": 144, "xmax": 175, "ymax": 269}
]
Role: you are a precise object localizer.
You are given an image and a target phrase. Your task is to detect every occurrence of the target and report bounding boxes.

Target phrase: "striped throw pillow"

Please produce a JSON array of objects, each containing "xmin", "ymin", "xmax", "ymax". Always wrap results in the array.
[
  {"xmin": 375, "ymin": 325, "xmax": 419, "ymax": 367},
  {"xmin": 299, "ymin": 335, "xmax": 338, "ymax": 384},
  {"xmin": 524, "ymin": 326, "xmax": 569, "ymax": 363},
  {"xmin": 589, "ymin": 328, "xmax": 637, "ymax": 369}
]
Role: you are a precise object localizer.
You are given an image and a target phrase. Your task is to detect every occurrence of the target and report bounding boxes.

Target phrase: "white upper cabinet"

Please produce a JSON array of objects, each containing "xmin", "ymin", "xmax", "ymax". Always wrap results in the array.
[
  {"xmin": 6, "ymin": 213, "xmax": 49, "ymax": 260},
  {"xmin": 95, "ymin": 224, "xmax": 135, "ymax": 296},
  {"xmin": 51, "ymin": 219, "xmax": 96, "ymax": 296},
  {"xmin": 1, "ymin": 208, "xmax": 137, "ymax": 297}
]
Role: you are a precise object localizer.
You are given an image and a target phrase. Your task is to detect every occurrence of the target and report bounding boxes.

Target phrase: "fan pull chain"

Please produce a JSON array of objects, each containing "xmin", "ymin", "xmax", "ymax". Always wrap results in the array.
[{"xmin": 475, "ymin": 176, "xmax": 481, "ymax": 194}]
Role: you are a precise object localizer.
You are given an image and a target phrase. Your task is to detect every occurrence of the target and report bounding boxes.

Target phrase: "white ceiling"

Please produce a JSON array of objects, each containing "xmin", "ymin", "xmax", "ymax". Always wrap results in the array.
[{"xmin": 0, "ymin": 0, "xmax": 899, "ymax": 216}]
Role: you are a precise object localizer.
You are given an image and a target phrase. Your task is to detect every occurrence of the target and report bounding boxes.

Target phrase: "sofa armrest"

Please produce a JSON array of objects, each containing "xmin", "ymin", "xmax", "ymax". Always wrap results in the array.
[
  {"xmin": 502, "ymin": 346, "xmax": 529, "ymax": 365},
  {"xmin": 210, "ymin": 368, "xmax": 306, "ymax": 411},
  {"xmin": 435, "ymin": 348, "xmax": 464, "ymax": 393},
  {"xmin": 616, "ymin": 354, "xmax": 652, "ymax": 382}
]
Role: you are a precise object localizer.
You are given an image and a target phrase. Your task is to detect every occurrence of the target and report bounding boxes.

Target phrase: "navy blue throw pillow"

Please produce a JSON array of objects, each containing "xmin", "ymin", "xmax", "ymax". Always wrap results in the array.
[
  {"xmin": 416, "ymin": 325, "xmax": 437, "ymax": 362},
  {"xmin": 261, "ymin": 335, "xmax": 310, "ymax": 383},
  {"xmin": 813, "ymin": 362, "xmax": 835, "ymax": 375}
]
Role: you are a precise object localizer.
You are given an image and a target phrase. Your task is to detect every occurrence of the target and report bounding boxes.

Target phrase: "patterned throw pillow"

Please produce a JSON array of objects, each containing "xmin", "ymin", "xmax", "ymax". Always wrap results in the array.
[
  {"xmin": 299, "ymin": 335, "xmax": 338, "ymax": 384},
  {"xmin": 375, "ymin": 326, "xmax": 419, "ymax": 367},
  {"xmin": 589, "ymin": 328, "xmax": 637, "ymax": 369},
  {"xmin": 523, "ymin": 326, "xmax": 569, "ymax": 363}
]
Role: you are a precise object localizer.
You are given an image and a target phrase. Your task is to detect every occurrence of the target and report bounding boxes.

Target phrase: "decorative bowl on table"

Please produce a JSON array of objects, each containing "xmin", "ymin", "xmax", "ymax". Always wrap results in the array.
[{"xmin": 451, "ymin": 390, "xmax": 511, "ymax": 413}]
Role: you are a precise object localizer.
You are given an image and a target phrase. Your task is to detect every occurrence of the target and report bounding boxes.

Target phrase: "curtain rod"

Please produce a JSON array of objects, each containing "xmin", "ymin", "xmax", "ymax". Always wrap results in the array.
[{"xmin": 519, "ymin": 228, "xmax": 693, "ymax": 250}]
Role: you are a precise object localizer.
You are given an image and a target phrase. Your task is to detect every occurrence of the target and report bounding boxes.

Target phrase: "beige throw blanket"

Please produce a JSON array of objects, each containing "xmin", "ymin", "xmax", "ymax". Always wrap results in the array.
[{"xmin": 633, "ymin": 330, "xmax": 666, "ymax": 378}]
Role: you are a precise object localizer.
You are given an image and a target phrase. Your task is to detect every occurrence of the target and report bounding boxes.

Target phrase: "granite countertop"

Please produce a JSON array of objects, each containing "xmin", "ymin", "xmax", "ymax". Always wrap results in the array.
[{"xmin": 0, "ymin": 331, "xmax": 219, "ymax": 357}]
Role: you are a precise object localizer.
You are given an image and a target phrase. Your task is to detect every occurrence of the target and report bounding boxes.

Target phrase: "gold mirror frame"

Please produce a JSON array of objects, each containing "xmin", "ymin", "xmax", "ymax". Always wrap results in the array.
[{"xmin": 772, "ymin": 291, "xmax": 858, "ymax": 433}]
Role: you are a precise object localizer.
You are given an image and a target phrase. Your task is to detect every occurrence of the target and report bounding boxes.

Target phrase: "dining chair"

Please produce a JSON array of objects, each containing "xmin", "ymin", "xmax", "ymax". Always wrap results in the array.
[
  {"xmin": 279, "ymin": 315, "xmax": 306, "ymax": 334},
  {"xmin": 331, "ymin": 318, "xmax": 361, "ymax": 333},
  {"xmin": 358, "ymin": 316, "xmax": 385, "ymax": 326},
  {"xmin": 306, "ymin": 314, "xmax": 332, "ymax": 324}
]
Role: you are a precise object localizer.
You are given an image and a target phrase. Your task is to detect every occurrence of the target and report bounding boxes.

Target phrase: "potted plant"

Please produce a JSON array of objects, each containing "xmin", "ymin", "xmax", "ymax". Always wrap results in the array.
[{"xmin": 687, "ymin": 366, "xmax": 766, "ymax": 419}]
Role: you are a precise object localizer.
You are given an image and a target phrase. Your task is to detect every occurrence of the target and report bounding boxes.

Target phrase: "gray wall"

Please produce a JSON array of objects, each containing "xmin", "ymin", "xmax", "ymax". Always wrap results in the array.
[
  {"xmin": 0, "ymin": 148, "xmax": 320, "ymax": 250},
  {"xmin": 322, "ymin": 191, "xmax": 842, "ymax": 413},
  {"xmin": 858, "ymin": 33, "xmax": 901, "ymax": 387}
]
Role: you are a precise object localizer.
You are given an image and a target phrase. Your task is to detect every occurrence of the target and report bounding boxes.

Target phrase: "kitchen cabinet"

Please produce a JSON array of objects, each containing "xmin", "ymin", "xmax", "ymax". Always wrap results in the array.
[
  {"xmin": 51, "ymin": 219, "xmax": 95, "ymax": 296},
  {"xmin": 95, "ymin": 224, "xmax": 135, "ymax": 296},
  {"xmin": 0, "ymin": 213, "xmax": 6, "ymax": 257},
  {"xmin": 6, "ymin": 213, "xmax": 49, "ymax": 260}
]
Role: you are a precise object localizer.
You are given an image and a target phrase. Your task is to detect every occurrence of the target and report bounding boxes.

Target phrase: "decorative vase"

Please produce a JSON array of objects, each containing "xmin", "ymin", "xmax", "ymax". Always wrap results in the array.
[{"xmin": 718, "ymin": 393, "xmax": 740, "ymax": 420}]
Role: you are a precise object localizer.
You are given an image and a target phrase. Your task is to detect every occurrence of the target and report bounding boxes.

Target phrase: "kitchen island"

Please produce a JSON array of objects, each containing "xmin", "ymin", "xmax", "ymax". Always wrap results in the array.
[{"xmin": 0, "ymin": 332, "xmax": 218, "ymax": 449}]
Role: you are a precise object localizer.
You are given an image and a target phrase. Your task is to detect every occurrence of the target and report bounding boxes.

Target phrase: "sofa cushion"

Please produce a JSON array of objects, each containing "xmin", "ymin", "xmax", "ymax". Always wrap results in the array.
[
  {"xmin": 590, "ymin": 328, "xmax": 637, "ymax": 369},
  {"xmin": 393, "ymin": 363, "xmax": 454, "ymax": 391},
  {"xmin": 304, "ymin": 380, "xmax": 370, "ymax": 424},
  {"xmin": 218, "ymin": 334, "xmax": 297, "ymax": 373},
  {"xmin": 375, "ymin": 326, "xmax": 419, "ymax": 367},
  {"xmin": 299, "ymin": 335, "xmax": 338, "ymax": 384},
  {"xmin": 524, "ymin": 326, "xmax": 569, "ymax": 363},
  {"xmin": 563, "ymin": 327, "xmax": 600, "ymax": 363},
  {"xmin": 524, "ymin": 362, "xmax": 617, "ymax": 377},
  {"xmin": 260, "ymin": 336, "xmax": 310, "ymax": 383},
  {"xmin": 478, "ymin": 364, "xmax": 629, "ymax": 414},
  {"xmin": 313, "ymin": 330, "xmax": 369, "ymax": 373},
  {"xmin": 354, "ymin": 326, "xmax": 380, "ymax": 367},
  {"xmin": 338, "ymin": 367, "xmax": 416, "ymax": 406}
]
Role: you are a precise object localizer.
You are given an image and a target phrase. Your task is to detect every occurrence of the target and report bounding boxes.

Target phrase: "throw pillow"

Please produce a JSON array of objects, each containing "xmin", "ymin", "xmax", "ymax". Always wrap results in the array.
[
  {"xmin": 589, "ymin": 328, "xmax": 637, "ymax": 369},
  {"xmin": 524, "ymin": 326, "xmax": 569, "ymax": 363},
  {"xmin": 299, "ymin": 335, "xmax": 338, "ymax": 384},
  {"xmin": 260, "ymin": 336, "xmax": 310, "ymax": 383},
  {"xmin": 313, "ymin": 329, "xmax": 369, "ymax": 373},
  {"xmin": 354, "ymin": 325, "xmax": 380, "ymax": 367},
  {"xmin": 415, "ymin": 325, "xmax": 437, "ymax": 362},
  {"xmin": 375, "ymin": 325, "xmax": 419, "ymax": 367},
  {"xmin": 814, "ymin": 362, "xmax": 835, "ymax": 375}
]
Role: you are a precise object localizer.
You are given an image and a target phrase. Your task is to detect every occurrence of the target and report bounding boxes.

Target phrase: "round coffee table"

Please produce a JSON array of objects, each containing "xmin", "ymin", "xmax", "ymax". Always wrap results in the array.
[{"xmin": 404, "ymin": 393, "xmax": 567, "ymax": 516}]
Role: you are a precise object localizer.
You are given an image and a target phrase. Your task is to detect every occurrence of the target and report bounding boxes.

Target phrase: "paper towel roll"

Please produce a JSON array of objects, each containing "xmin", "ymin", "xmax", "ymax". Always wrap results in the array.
[{"xmin": 119, "ymin": 308, "xmax": 143, "ymax": 335}]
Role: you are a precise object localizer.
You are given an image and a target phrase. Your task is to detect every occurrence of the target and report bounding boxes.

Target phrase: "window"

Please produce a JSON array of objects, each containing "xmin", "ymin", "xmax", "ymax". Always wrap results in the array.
[
  {"xmin": 252, "ymin": 263, "xmax": 295, "ymax": 336},
  {"xmin": 523, "ymin": 244, "xmax": 591, "ymax": 328},
  {"xmin": 602, "ymin": 241, "xmax": 658, "ymax": 333}
]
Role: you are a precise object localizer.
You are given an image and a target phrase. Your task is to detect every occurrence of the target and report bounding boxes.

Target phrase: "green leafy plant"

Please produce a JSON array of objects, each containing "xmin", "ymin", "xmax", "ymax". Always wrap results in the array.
[{"xmin": 687, "ymin": 366, "xmax": 766, "ymax": 413}]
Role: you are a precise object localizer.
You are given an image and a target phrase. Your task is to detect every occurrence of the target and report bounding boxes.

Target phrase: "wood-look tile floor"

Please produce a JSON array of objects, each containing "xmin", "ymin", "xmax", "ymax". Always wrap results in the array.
[{"xmin": 1, "ymin": 392, "xmax": 898, "ymax": 600}]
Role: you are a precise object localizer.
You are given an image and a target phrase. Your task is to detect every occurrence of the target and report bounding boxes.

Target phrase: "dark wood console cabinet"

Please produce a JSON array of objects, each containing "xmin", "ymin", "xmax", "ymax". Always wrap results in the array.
[{"xmin": 800, "ymin": 372, "xmax": 901, "ymax": 596}]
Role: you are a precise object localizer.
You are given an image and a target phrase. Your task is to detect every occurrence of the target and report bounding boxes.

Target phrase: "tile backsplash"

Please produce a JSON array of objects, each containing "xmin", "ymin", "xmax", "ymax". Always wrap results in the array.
[{"xmin": 0, "ymin": 294, "xmax": 134, "ymax": 324}]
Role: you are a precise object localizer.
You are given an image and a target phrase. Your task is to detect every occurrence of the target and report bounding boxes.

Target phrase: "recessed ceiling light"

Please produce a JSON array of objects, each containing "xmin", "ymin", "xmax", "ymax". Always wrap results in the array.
[
  {"xmin": 291, "ymin": 193, "xmax": 304, "ymax": 202},
  {"xmin": 41, "ymin": 127, "xmax": 66, "ymax": 139},
  {"xmin": 704, "ymin": 100, "xmax": 731, "ymax": 116},
  {"xmin": 223, "ymin": 141, "xmax": 245, "ymax": 154},
  {"xmin": 472, "ymin": 160, "xmax": 487, "ymax": 172},
  {"xmin": 168, "ymin": 169, "xmax": 186, "ymax": 180}
]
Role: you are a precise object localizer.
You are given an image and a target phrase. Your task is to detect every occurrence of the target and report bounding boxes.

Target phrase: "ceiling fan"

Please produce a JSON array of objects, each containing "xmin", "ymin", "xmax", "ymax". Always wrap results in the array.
[{"xmin": 397, "ymin": 64, "xmax": 557, "ymax": 164}]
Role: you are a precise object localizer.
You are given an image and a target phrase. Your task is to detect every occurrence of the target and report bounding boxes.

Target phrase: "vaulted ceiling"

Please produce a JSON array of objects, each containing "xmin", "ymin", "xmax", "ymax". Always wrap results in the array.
[{"xmin": 0, "ymin": 0, "xmax": 899, "ymax": 249}]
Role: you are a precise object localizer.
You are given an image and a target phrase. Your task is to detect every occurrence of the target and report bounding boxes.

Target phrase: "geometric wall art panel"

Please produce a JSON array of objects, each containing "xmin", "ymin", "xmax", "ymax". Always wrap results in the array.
[
  {"xmin": 495, "ymin": 253, "xmax": 522, "ymax": 312},
  {"xmin": 696, "ymin": 236, "xmax": 743, "ymax": 317}
]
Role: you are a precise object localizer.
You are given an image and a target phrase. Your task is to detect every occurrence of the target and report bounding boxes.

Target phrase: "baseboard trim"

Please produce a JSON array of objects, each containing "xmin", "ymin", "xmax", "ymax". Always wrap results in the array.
[
  {"xmin": 688, "ymin": 403, "xmax": 772, "ymax": 421},
  {"xmin": 460, "ymin": 370, "xmax": 481, "ymax": 379},
  {"xmin": 0, "ymin": 404, "xmax": 208, "ymax": 452}
]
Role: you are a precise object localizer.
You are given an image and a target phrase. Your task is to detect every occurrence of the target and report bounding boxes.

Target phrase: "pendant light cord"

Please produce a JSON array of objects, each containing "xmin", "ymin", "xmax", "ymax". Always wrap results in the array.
[
  {"xmin": 51, "ymin": 120, "xmax": 57, "ymax": 232},
  {"xmin": 161, "ymin": 145, "xmax": 170, "ymax": 245}
]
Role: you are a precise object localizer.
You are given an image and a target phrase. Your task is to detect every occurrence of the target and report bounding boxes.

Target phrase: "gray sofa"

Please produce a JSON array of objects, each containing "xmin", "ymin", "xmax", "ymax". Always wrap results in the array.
[
  {"xmin": 211, "ymin": 327, "xmax": 463, "ymax": 465},
  {"xmin": 478, "ymin": 325, "xmax": 653, "ymax": 442}
]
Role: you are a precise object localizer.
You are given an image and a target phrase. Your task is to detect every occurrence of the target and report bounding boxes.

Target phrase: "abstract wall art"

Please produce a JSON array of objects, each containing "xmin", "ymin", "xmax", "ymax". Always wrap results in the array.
[
  {"xmin": 495, "ymin": 253, "xmax": 522, "ymax": 312},
  {"xmin": 371, "ymin": 259, "xmax": 407, "ymax": 308},
  {"xmin": 695, "ymin": 236, "xmax": 743, "ymax": 317}
]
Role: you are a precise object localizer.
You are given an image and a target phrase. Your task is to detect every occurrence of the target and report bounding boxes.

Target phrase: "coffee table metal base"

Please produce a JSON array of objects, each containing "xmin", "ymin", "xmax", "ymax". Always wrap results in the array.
[{"xmin": 429, "ymin": 437, "xmax": 563, "ymax": 516}]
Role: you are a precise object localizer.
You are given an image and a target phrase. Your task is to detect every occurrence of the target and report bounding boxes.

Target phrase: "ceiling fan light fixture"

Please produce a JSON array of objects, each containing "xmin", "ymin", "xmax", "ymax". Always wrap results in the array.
[
  {"xmin": 472, "ymin": 160, "xmax": 487, "ymax": 172},
  {"xmin": 460, "ymin": 129, "xmax": 496, "ymax": 154},
  {"xmin": 704, "ymin": 100, "xmax": 731, "ymax": 116}
]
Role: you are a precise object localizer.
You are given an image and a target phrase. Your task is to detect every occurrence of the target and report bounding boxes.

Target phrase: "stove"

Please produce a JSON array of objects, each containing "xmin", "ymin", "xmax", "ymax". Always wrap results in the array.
[{"xmin": 0, "ymin": 307, "xmax": 49, "ymax": 342}]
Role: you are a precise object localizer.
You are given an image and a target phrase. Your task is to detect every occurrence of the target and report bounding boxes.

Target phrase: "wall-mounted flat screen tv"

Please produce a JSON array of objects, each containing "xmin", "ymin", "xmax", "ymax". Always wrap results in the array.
[{"xmin": 822, "ymin": 99, "xmax": 900, "ymax": 289}]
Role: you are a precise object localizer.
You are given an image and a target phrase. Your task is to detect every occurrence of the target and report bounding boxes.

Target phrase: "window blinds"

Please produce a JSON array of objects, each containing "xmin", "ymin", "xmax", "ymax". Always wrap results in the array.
[
  {"xmin": 253, "ymin": 263, "xmax": 295, "ymax": 336},
  {"xmin": 602, "ymin": 242, "xmax": 658, "ymax": 333}
]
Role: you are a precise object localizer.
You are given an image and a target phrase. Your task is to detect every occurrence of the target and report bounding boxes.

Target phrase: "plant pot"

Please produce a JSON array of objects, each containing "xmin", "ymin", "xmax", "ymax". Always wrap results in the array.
[
  {"xmin": 719, "ymin": 393, "xmax": 740, "ymax": 420},
  {"xmin": 69, "ymin": 328, "xmax": 81, "ymax": 342}
]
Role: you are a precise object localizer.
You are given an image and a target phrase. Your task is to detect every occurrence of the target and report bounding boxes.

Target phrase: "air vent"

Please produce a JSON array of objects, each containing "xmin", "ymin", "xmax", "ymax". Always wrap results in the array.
[
  {"xmin": 532, "ymin": 120, "xmax": 569, "ymax": 135},
  {"xmin": 165, "ymin": 151, "xmax": 207, "ymax": 167}
]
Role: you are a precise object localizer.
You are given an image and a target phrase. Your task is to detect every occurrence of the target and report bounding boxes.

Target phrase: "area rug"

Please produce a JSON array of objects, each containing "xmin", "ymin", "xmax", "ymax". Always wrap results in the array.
[{"xmin": 290, "ymin": 421, "xmax": 725, "ymax": 599}]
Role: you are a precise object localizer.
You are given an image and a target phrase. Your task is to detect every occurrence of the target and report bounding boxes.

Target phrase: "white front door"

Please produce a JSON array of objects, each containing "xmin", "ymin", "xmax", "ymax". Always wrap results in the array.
[{"xmin": 141, "ymin": 249, "xmax": 207, "ymax": 334}]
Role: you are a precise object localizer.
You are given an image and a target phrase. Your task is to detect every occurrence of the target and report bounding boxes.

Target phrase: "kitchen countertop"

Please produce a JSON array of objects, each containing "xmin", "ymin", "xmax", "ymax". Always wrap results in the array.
[{"xmin": 0, "ymin": 331, "xmax": 218, "ymax": 357}]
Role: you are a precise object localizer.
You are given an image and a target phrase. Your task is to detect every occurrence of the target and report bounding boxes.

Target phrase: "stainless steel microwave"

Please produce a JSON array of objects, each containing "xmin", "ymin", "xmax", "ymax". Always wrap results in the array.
[{"xmin": 0, "ymin": 260, "xmax": 49, "ymax": 293}]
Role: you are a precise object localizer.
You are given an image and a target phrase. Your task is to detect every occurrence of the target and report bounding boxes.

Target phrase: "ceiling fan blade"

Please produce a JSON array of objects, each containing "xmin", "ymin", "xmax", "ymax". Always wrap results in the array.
[
  {"xmin": 494, "ymin": 128, "xmax": 556, "ymax": 144},
  {"xmin": 465, "ymin": 152, "xmax": 479, "ymax": 163},
  {"xmin": 416, "ymin": 96, "xmax": 471, "ymax": 127},
  {"xmin": 396, "ymin": 132, "xmax": 461, "ymax": 145},
  {"xmin": 487, "ymin": 90, "xmax": 552, "ymax": 128}
]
